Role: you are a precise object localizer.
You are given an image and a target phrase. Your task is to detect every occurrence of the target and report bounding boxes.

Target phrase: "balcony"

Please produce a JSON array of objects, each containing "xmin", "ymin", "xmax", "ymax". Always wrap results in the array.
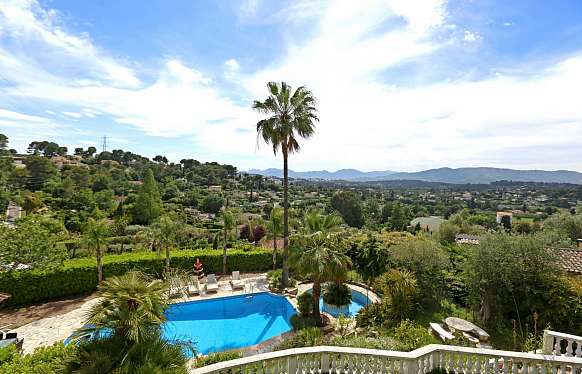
[{"xmin": 191, "ymin": 330, "xmax": 582, "ymax": 374}]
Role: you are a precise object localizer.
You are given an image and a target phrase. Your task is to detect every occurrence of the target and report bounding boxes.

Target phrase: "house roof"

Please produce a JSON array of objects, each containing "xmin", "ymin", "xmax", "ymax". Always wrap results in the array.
[{"xmin": 554, "ymin": 249, "xmax": 582, "ymax": 274}]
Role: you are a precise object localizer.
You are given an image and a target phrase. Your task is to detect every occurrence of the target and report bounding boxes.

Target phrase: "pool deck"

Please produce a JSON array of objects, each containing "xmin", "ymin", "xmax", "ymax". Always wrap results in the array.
[
  {"xmin": 12, "ymin": 276, "xmax": 379, "ymax": 359},
  {"xmin": 13, "ymin": 274, "xmax": 270, "ymax": 354}
]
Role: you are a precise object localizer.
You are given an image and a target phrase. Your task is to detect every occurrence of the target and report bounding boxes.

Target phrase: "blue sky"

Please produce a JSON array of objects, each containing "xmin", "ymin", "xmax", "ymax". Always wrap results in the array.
[{"xmin": 1, "ymin": 0, "xmax": 582, "ymax": 172}]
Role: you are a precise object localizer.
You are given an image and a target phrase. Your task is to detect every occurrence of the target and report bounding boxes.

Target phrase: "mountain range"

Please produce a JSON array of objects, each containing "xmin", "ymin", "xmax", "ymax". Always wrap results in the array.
[{"xmin": 247, "ymin": 167, "xmax": 582, "ymax": 184}]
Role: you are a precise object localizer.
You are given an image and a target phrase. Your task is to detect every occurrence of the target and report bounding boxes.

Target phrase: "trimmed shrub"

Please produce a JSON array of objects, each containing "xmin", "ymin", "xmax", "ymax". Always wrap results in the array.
[
  {"xmin": 322, "ymin": 283, "xmax": 352, "ymax": 306},
  {"xmin": 274, "ymin": 328, "xmax": 322, "ymax": 350},
  {"xmin": 297, "ymin": 292, "xmax": 313, "ymax": 316},
  {"xmin": 194, "ymin": 351, "xmax": 243, "ymax": 368},
  {"xmin": 290, "ymin": 314, "xmax": 319, "ymax": 330},
  {"xmin": 0, "ymin": 248, "xmax": 277, "ymax": 307}
]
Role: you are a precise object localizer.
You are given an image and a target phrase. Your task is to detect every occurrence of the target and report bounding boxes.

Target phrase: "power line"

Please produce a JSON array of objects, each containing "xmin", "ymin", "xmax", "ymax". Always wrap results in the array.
[{"xmin": 101, "ymin": 136, "xmax": 107, "ymax": 153}]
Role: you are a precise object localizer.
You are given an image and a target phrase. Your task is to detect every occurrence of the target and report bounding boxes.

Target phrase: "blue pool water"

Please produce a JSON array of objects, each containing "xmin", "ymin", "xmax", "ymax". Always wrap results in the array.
[
  {"xmin": 163, "ymin": 292, "xmax": 295, "ymax": 355},
  {"xmin": 318, "ymin": 288, "xmax": 372, "ymax": 317}
]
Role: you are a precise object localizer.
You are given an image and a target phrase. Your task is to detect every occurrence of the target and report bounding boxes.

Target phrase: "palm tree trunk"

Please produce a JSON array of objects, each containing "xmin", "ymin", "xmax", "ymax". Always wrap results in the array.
[
  {"xmin": 281, "ymin": 148, "xmax": 289, "ymax": 288},
  {"xmin": 272, "ymin": 235, "xmax": 277, "ymax": 270},
  {"xmin": 223, "ymin": 228, "xmax": 227, "ymax": 274},
  {"xmin": 312, "ymin": 279, "xmax": 321, "ymax": 324},
  {"xmin": 96, "ymin": 246, "xmax": 103, "ymax": 282},
  {"xmin": 165, "ymin": 244, "xmax": 170, "ymax": 270}
]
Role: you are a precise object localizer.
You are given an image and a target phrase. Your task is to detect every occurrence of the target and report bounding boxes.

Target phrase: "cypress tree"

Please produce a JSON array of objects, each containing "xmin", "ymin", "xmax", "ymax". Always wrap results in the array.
[{"xmin": 133, "ymin": 169, "xmax": 162, "ymax": 224}]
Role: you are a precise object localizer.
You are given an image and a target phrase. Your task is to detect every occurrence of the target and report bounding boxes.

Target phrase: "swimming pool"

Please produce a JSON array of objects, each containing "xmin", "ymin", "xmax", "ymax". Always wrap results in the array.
[
  {"xmin": 163, "ymin": 292, "xmax": 295, "ymax": 355},
  {"xmin": 316, "ymin": 288, "xmax": 372, "ymax": 318}
]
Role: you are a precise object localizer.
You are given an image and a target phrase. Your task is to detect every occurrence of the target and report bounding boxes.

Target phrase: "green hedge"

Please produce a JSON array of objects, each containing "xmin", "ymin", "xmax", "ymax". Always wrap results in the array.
[{"xmin": 0, "ymin": 248, "xmax": 276, "ymax": 307}]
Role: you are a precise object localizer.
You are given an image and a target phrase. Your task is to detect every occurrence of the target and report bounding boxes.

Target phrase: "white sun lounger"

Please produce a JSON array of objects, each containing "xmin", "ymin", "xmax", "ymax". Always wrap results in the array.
[
  {"xmin": 230, "ymin": 271, "xmax": 244, "ymax": 290},
  {"xmin": 188, "ymin": 278, "xmax": 200, "ymax": 295},
  {"xmin": 206, "ymin": 274, "xmax": 219, "ymax": 293}
]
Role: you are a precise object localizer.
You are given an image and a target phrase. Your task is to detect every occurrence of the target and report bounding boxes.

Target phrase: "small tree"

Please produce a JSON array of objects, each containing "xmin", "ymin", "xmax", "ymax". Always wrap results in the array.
[
  {"xmin": 266, "ymin": 206, "xmax": 283, "ymax": 270},
  {"xmin": 221, "ymin": 209, "xmax": 235, "ymax": 273},
  {"xmin": 0, "ymin": 217, "xmax": 66, "ymax": 270},
  {"xmin": 82, "ymin": 218, "xmax": 110, "ymax": 282},
  {"xmin": 133, "ymin": 169, "xmax": 162, "ymax": 225},
  {"xmin": 151, "ymin": 215, "xmax": 182, "ymax": 270},
  {"xmin": 290, "ymin": 232, "xmax": 352, "ymax": 323}
]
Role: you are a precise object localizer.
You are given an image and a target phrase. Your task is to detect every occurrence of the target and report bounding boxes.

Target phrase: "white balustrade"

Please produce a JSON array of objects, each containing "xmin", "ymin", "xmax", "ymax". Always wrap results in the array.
[
  {"xmin": 543, "ymin": 330, "xmax": 582, "ymax": 358},
  {"xmin": 191, "ymin": 344, "xmax": 582, "ymax": 374}
]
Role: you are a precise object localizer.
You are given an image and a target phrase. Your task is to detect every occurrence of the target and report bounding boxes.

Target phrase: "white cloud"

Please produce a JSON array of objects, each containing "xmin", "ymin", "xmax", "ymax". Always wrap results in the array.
[
  {"xmin": 0, "ymin": 0, "xmax": 581, "ymax": 172},
  {"xmin": 223, "ymin": 59, "xmax": 240, "ymax": 79},
  {"xmin": 464, "ymin": 30, "xmax": 479, "ymax": 42},
  {"xmin": 0, "ymin": 108, "xmax": 47, "ymax": 122},
  {"xmin": 62, "ymin": 111, "xmax": 83, "ymax": 118}
]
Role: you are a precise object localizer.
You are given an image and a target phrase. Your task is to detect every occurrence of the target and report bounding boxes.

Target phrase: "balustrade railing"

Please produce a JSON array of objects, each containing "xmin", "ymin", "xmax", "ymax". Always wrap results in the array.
[
  {"xmin": 191, "ymin": 344, "xmax": 582, "ymax": 374},
  {"xmin": 543, "ymin": 330, "xmax": 582, "ymax": 358}
]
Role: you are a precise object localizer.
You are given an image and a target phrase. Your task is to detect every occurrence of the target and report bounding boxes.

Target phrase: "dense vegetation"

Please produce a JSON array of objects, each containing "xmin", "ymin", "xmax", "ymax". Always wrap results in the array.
[{"xmin": 1, "ymin": 78, "xmax": 582, "ymax": 371}]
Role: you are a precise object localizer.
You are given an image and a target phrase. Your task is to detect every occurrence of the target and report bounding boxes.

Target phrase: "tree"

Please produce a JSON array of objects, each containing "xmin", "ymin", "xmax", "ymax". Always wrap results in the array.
[
  {"xmin": 133, "ymin": 169, "xmax": 163, "ymax": 225},
  {"xmin": 24, "ymin": 155, "xmax": 57, "ymax": 190},
  {"xmin": 151, "ymin": 215, "xmax": 182, "ymax": 270},
  {"xmin": 254, "ymin": 81, "xmax": 318, "ymax": 287},
  {"xmin": 82, "ymin": 218, "xmax": 110, "ymax": 283},
  {"xmin": 66, "ymin": 271, "xmax": 190, "ymax": 373},
  {"xmin": 331, "ymin": 191, "xmax": 364, "ymax": 228},
  {"xmin": 221, "ymin": 209, "xmax": 235, "ymax": 273},
  {"xmin": 302, "ymin": 209, "xmax": 343, "ymax": 235},
  {"xmin": 290, "ymin": 232, "xmax": 351, "ymax": 323},
  {"xmin": 390, "ymin": 237, "xmax": 449, "ymax": 305},
  {"xmin": 266, "ymin": 206, "xmax": 283, "ymax": 270},
  {"xmin": 0, "ymin": 216, "xmax": 66, "ymax": 269},
  {"xmin": 0, "ymin": 133, "xmax": 7, "ymax": 150},
  {"xmin": 200, "ymin": 194, "xmax": 224, "ymax": 214},
  {"xmin": 464, "ymin": 232, "xmax": 561, "ymax": 325}
]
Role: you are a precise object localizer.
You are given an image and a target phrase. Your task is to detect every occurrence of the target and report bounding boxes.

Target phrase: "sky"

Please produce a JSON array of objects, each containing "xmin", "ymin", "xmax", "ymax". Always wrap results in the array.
[{"xmin": 0, "ymin": 0, "xmax": 582, "ymax": 172}]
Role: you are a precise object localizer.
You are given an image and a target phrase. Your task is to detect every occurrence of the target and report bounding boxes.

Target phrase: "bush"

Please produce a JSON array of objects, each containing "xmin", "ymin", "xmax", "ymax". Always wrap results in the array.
[
  {"xmin": 275, "ymin": 328, "xmax": 322, "ymax": 350},
  {"xmin": 322, "ymin": 283, "xmax": 351, "ymax": 306},
  {"xmin": 290, "ymin": 314, "xmax": 319, "ymax": 330},
  {"xmin": 356, "ymin": 302, "xmax": 391, "ymax": 328},
  {"xmin": 297, "ymin": 292, "xmax": 314, "ymax": 316},
  {"xmin": 0, "ymin": 342, "xmax": 74, "ymax": 373},
  {"xmin": 194, "ymin": 351, "xmax": 243, "ymax": 368},
  {"xmin": 0, "ymin": 248, "xmax": 277, "ymax": 306},
  {"xmin": 328, "ymin": 335, "xmax": 397, "ymax": 350},
  {"xmin": 393, "ymin": 319, "xmax": 437, "ymax": 351}
]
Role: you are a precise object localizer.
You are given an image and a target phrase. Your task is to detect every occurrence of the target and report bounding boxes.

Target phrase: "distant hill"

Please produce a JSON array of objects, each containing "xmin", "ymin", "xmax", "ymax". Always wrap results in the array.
[
  {"xmin": 248, "ymin": 167, "xmax": 582, "ymax": 184},
  {"xmin": 247, "ymin": 168, "xmax": 397, "ymax": 180}
]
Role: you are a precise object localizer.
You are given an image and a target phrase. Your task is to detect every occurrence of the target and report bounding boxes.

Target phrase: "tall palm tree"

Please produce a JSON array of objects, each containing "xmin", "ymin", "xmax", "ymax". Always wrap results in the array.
[
  {"xmin": 253, "ymin": 81, "xmax": 318, "ymax": 287},
  {"xmin": 289, "ymin": 233, "xmax": 351, "ymax": 323},
  {"xmin": 221, "ymin": 209, "xmax": 235, "ymax": 274},
  {"xmin": 266, "ymin": 205, "xmax": 283, "ymax": 270},
  {"xmin": 152, "ymin": 215, "xmax": 182, "ymax": 270},
  {"xmin": 82, "ymin": 218, "xmax": 110, "ymax": 283}
]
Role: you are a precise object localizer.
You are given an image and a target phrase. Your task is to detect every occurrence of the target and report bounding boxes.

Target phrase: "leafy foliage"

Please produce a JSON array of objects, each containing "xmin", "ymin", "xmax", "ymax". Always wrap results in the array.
[
  {"xmin": 331, "ymin": 191, "xmax": 364, "ymax": 228},
  {"xmin": 322, "ymin": 282, "xmax": 352, "ymax": 307},
  {"xmin": 0, "ymin": 216, "xmax": 67, "ymax": 269},
  {"xmin": 132, "ymin": 169, "xmax": 163, "ymax": 225},
  {"xmin": 194, "ymin": 351, "xmax": 243, "ymax": 368},
  {"xmin": 0, "ymin": 342, "xmax": 74, "ymax": 374},
  {"xmin": 0, "ymin": 248, "xmax": 278, "ymax": 306},
  {"xmin": 65, "ymin": 271, "xmax": 191, "ymax": 373}
]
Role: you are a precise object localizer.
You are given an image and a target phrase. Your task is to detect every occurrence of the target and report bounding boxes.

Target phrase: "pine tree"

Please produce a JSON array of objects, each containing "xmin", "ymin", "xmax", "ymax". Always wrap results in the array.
[{"xmin": 133, "ymin": 169, "xmax": 162, "ymax": 224}]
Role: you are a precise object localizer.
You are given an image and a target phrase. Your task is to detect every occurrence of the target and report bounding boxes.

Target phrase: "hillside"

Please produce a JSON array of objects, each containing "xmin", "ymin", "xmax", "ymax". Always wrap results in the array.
[{"xmin": 250, "ymin": 167, "xmax": 582, "ymax": 184}]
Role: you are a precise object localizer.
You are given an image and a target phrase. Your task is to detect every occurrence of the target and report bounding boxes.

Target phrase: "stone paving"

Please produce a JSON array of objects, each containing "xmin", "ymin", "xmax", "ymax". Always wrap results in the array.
[
  {"xmin": 13, "ymin": 274, "xmax": 270, "ymax": 354},
  {"xmin": 14, "ymin": 297, "xmax": 100, "ymax": 354}
]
